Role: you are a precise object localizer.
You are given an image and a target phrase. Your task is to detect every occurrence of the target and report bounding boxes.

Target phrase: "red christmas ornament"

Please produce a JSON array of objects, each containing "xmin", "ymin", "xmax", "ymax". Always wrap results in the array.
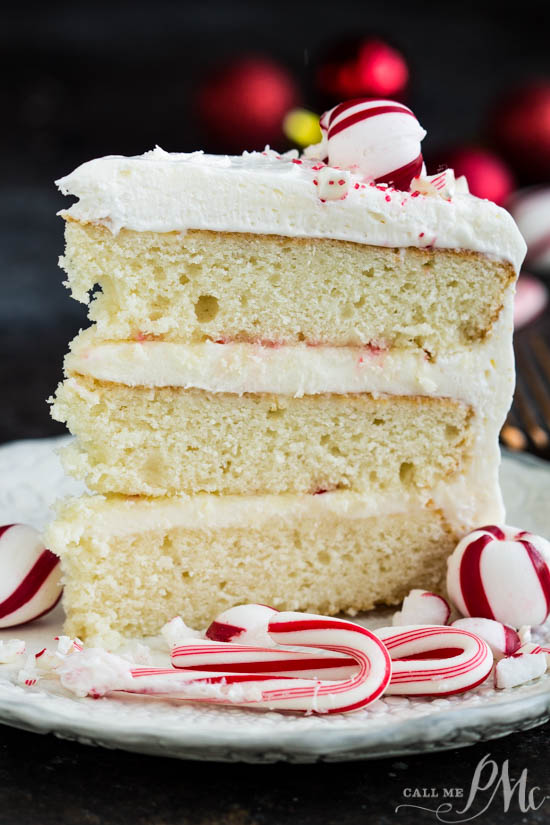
[
  {"xmin": 442, "ymin": 147, "xmax": 515, "ymax": 205},
  {"xmin": 196, "ymin": 57, "xmax": 298, "ymax": 151},
  {"xmin": 317, "ymin": 38, "xmax": 409, "ymax": 101},
  {"xmin": 490, "ymin": 82, "xmax": 550, "ymax": 181}
]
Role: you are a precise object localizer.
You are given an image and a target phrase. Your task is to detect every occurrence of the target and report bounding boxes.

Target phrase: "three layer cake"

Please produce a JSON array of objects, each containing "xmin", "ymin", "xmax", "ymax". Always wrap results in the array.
[{"xmin": 46, "ymin": 101, "xmax": 526, "ymax": 647}]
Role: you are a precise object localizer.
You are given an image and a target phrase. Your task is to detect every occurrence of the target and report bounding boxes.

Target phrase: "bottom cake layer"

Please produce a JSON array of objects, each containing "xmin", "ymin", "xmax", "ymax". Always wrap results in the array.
[{"xmin": 45, "ymin": 489, "xmax": 498, "ymax": 647}]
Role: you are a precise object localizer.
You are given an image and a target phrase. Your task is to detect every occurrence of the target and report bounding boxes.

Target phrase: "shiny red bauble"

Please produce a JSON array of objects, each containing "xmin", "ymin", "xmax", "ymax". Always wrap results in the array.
[
  {"xmin": 317, "ymin": 38, "xmax": 409, "ymax": 101},
  {"xmin": 490, "ymin": 82, "xmax": 550, "ymax": 181},
  {"xmin": 443, "ymin": 147, "xmax": 515, "ymax": 205},
  {"xmin": 196, "ymin": 57, "xmax": 298, "ymax": 151}
]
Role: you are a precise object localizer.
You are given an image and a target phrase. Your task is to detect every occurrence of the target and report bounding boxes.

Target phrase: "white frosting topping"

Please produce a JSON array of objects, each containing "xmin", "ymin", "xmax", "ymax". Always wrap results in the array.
[{"xmin": 56, "ymin": 146, "xmax": 526, "ymax": 271}]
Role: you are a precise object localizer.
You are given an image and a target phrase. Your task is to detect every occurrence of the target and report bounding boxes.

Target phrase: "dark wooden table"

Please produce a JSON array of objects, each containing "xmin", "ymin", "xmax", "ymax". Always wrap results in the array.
[
  {"xmin": 1, "ymin": 186, "xmax": 550, "ymax": 824},
  {"xmin": 0, "ymin": 722, "xmax": 549, "ymax": 824}
]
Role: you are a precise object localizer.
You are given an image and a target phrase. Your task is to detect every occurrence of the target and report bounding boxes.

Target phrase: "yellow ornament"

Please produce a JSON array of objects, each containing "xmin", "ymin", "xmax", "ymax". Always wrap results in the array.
[{"xmin": 283, "ymin": 108, "xmax": 322, "ymax": 148}]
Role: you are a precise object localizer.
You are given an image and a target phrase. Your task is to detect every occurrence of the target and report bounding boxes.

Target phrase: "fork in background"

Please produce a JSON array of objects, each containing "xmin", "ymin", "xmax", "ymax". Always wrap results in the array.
[{"xmin": 501, "ymin": 322, "xmax": 550, "ymax": 456}]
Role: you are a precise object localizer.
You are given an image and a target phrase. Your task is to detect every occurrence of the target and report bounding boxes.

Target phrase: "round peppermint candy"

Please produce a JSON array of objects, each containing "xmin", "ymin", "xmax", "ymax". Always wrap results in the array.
[
  {"xmin": 0, "ymin": 524, "xmax": 62, "ymax": 628},
  {"xmin": 447, "ymin": 524, "xmax": 550, "ymax": 628},
  {"xmin": 319, "ymin": 97, "xmax": 426, "ymax": 189}
]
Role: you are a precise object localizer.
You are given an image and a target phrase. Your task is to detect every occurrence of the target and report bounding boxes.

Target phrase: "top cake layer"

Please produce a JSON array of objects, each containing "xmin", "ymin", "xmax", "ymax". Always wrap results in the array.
[{"xmin": 56, "ymin": 147, "xmax": 526, "ymax": 272}]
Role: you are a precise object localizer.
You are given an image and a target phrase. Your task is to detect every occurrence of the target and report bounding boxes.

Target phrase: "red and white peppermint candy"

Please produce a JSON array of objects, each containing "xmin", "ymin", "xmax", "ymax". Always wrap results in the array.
[
  {"xmin": 319, "ymin": 98, "xmax": 426, "ymax": 189},
  {"xmin": 375, "ymin": 625, "xmax": 493, "ymax": 696},
  {"xmin": 517, "ymin": 641, "xmax": 550, "ymax": 663},
  {"xmin": 60, "ymin": 612, "xmax": 392, "ymax": 714},
  {"xmin": 447, "ymin": 524, "xmax": 550, "ymax": 628},
  {"xmin": 410, "ymin": 169, "xmax": 469, "ymax": 200},
  {"xmin": 451, "ymin": 618, "xmax": 520, "ymax": 660},
  {"xmin": 316, "ymin": 167, "xmax": 351, "ymax": 201},
  {"xmin": 0, "ymin": 524, "xmax": 62, "ymax": 628},
  {"xmin": 392, "ymin": 589, "xmax": 451, "ymax": 626},
  {"xmin": 206, "ymin": 603, "xmax": 279, "ymax": 646},
  {"xmin": 495, "ymin": 650, "xmax": 547, "ymax": 689},
  {"xmin": 0, "ymin": 639, "xmax": 25, "ymax": 664}
]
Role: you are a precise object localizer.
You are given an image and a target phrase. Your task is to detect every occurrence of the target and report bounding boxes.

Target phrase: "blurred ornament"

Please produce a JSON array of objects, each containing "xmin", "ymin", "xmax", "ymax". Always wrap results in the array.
[
  {"xmin": 514, "ymin": 273, "xmax": 548, "ymax": 328},
  {"xmin": 196, "ymin": 57, "xmax": 298, "ymax": 150},
  {"xmin": 508, "ymin": 187, "xmax": 550, "ymax": 273},
  {"xmin": 490, "ymin": 82, "xmax": 550, "ymax": 181},
  {"xmin": 440, "ymin": 147, "xmax": 514, "ymax": 205},
  {"xmin": 283, "ymin": 108, "xmax": 322, "ymax": 148},
  {"xmin": 316, "ymin": 38, "xmax": 409, "ymax": 101}
]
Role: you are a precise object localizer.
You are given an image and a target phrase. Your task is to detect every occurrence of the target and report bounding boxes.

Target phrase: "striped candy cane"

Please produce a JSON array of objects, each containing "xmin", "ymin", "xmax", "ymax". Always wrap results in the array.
[
  {"xmin": 60, "ymin": 613, "xmax": 392, "ymax": 714},
  {"xmin": 172, "ymin": 639, "xmax": 358, "ymax": 680},
  {"xmin": 375, "ymin": 625, "xmax": 493, "ymax": 696},
  {"xmin": 174, "ymin": 624, "xmax": 493, "ymax": 698}
]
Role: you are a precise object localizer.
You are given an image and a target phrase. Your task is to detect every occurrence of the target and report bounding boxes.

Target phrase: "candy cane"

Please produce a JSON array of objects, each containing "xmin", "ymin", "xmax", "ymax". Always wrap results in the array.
[
  {"xmin": 181, "ymin": 605, "xmax": 492, "ymax": 698},
  {"xmin": 171, "ymin": 638, "xmax": 358, "ymax": 680},
  {"xmin": 173, "ymin": 628, "xmax": 492, "ymax": 698},
  {"xmin": 59, "ymin": 613, "xmax": 392, "ymax": 714},
  {"xmin": 375, "ymin": 625, "xmax": 493, "ymax": 696}
]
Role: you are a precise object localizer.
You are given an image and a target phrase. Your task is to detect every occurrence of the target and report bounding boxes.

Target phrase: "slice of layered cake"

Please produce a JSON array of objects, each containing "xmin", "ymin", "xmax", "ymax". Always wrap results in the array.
[{"xmin": 46, "ymin": 99, "xmax": 526, "ymax": 647}]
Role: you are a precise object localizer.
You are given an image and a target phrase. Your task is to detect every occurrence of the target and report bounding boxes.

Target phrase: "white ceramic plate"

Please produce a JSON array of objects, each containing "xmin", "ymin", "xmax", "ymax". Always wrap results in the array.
[{"xmin": 0, "ymin": 436, "xmax": 549, "ymax": 763}]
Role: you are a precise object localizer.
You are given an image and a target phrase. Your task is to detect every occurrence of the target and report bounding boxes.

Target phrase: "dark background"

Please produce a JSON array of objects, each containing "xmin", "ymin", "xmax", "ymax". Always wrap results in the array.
[{"xmin": 2, "ymin": 3, "xmax": 550, "ymax": 823}]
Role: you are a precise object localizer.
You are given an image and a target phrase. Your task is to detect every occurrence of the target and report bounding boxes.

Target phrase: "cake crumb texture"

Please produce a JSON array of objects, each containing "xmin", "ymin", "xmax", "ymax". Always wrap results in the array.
[
  {"xmin": 60, "ymin": 222, "xmax": 514, "ymax": 355},
  {"xmin": 51, "ymin": 378, "xmax": 474, "ymax": 497},
  {"xmin": 47, "ymin": 495, "xmax": 456, "ymax": 647}
]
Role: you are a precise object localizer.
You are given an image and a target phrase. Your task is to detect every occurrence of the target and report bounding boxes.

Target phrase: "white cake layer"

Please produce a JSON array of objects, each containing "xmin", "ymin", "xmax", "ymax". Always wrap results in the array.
[{"xmin": 56, "ymin": 147, "xmax": 526, "ymax": 271}]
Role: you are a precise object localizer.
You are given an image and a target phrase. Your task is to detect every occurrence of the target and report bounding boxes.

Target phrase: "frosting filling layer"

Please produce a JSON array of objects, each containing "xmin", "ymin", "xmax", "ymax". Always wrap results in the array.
[
  {"xmin": 66, "ymin": 297, "xmax": 514, "ymax": 411},
  {"xmin": 50, "ymin": 475, "xmax": 503, "ymax": 543},
  {"xmin": 56, "ymin": 148, "xmax": 526, "ymax": 272}
]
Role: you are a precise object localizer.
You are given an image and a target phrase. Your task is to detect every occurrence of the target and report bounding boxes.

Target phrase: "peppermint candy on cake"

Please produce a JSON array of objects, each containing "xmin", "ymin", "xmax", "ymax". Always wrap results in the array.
[
  {"xmin": 316, "ymin": 167, "xmax": 351, "ymax": 201},
  {"xmin": 410, "ymin": 168, "xmax": 470, "ymax": 200},
  {"xmin": 0, "ymin": 524, "xmax": 62, "ymax": 628},
  {"xmin": 309, "ymin": 98, "xmax": 426, "ymax": 189},
  {"xmin": 447, "ymin": 524, "xmax": 550, "ymax": 628}
]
